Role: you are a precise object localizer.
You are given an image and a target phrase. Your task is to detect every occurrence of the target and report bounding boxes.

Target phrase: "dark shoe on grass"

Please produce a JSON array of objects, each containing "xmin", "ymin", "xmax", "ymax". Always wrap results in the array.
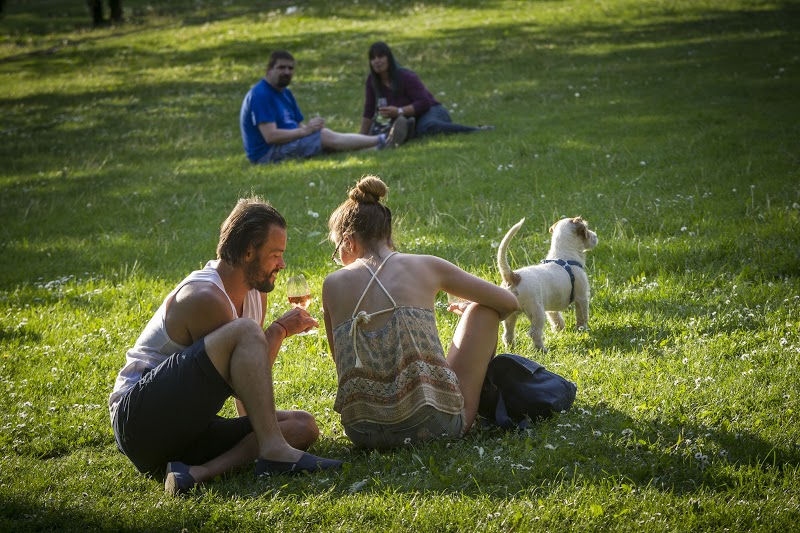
[
  {"xmin": 381, "ymin": 116, "xmax": 408, "ymax": 149},
  {"xmin": 406, "ymin": 116, "xmax": 416, "ymax": 139},
  {"xmin": 165, "ymin": 461, "xmax": 197, "ymax": 496},
  {"xmin": 255, "ymin": 452, "xmax": 343, "ymax": 477}
]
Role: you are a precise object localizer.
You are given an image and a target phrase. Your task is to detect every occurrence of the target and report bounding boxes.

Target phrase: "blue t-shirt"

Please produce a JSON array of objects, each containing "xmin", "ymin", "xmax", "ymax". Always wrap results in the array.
[{"xmin": 240, "ymin": 79, "xmax": 305, "ymax": 162}]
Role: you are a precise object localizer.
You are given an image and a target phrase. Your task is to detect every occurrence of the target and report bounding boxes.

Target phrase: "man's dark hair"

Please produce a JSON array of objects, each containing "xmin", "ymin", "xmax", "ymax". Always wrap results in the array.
[
  {"xmin": 217, "ymin": 197, "xmax": 287, "ymax": 266},
  {"xmin": 268, "ymin": 50, "xmax": 295, "ymax": 70}
]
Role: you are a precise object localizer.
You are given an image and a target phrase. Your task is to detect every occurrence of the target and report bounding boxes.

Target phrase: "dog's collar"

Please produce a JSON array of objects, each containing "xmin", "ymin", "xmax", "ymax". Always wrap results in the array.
[{"xmin": 540, "ymin": 259, "xmax": 583, "ymax": 303}]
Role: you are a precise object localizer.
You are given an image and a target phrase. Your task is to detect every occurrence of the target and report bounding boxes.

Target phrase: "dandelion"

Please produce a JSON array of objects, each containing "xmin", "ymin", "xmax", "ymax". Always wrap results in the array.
[
  {"xmin": 404, "ymin": 437, "xmax": 411, "ymax": 445},
  {"xmin": 307, "ymin": 209, "xmax": 319, "ymax": 218}
]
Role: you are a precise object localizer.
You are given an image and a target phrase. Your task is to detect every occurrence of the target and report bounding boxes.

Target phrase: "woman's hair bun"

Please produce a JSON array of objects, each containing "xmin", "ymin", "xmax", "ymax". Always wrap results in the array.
[{"xmin": 349, "ymin": 175, "xmax": 387, "ymax": 204}]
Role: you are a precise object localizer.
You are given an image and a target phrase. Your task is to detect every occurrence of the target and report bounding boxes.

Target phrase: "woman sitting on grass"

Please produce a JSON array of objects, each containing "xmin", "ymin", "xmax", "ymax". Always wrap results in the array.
[
  {"xmin": 359, "ymin": 41, "xmax": 495, "ymax": 139},
  {"xmin": 322, "ymin": 176, "xmax": 518, "ymax": 449}
]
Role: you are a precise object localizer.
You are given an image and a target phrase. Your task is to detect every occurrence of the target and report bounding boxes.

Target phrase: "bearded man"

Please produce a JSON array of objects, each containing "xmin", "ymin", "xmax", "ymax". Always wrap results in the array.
[{"xmin": 109, "ymin": 197, "xmax": 342, "ymax": 496}]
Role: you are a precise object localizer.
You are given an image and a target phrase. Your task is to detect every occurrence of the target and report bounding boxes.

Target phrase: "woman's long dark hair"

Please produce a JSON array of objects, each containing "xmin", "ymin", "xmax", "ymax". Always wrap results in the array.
[{"xmin": 368, "ymin": 41, "xmax": 404, "ymax": 100}]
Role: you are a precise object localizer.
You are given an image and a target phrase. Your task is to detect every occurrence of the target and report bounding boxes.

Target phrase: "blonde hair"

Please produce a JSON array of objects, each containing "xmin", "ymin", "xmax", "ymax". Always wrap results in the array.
[{"xmin": 328, "ymin": 175, "xmax": 393, "ymax": 250}]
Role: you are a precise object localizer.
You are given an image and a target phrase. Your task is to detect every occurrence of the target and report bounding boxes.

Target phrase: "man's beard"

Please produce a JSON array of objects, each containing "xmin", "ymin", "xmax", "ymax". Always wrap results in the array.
[
  {"xmin": 277, "ymin": 74, "xmax": 292, "ymax": 88},
  {"xmin": 245, "ymin": 257, "xmax": 277, "ymax": 293}
]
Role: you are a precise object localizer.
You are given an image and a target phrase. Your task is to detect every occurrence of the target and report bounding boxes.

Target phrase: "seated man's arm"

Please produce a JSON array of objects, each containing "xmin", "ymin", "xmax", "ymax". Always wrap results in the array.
[
  {"xmin": 259, "ymin": 118, "xmax": 323, "ymax": 145},
  {"xmin": 166, "ymin": 282, "xmax": 235, "ymax": 347}
]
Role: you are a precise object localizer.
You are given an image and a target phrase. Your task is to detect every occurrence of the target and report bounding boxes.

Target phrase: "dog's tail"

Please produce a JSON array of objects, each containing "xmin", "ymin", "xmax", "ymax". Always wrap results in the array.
[{"xmin": 497, "ymin": 218, "xmax": 525, "ymax": 286}]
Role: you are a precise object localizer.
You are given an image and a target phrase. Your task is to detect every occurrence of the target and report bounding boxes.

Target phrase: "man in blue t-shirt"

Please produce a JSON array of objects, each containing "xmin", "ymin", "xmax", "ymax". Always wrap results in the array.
[{"xmin": 240, "ymin": 51, "xmax": 408, "ymax": 164}]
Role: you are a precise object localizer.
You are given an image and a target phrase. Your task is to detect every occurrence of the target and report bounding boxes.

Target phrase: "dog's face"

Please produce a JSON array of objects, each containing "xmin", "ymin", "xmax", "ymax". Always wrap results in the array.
[{"xmin": 549, "ymin": 216, "xmax": 598, "ymax": 251}]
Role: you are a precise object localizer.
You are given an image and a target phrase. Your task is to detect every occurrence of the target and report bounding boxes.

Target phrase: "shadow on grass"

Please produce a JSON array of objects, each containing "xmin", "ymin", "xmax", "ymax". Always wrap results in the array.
[
  {"xmin": 167, "ymin": 401, "xmax": 800, "ymax": 503},
  {"xmin": 0, "ymin": 497, "xmax": 164, "ymax": 533}
]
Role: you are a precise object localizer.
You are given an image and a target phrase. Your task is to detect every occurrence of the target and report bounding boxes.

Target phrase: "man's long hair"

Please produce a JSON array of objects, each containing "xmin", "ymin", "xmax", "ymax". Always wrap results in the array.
[{"xmin": 217, "ymin": 197, "xmax": 286, "ymax": 266}]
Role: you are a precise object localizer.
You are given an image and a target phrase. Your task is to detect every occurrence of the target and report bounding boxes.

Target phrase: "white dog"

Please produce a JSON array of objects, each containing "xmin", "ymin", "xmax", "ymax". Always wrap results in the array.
[{"xmin": 497, "ymin": 216, "xmax": 598, "ymax": 351}]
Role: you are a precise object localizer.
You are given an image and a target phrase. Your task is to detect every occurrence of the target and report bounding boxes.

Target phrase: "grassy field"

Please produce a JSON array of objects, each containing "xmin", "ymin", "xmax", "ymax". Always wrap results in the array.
[{"xmin": 1, "ymin": 0, "xmax": 799, "ymax": 530}]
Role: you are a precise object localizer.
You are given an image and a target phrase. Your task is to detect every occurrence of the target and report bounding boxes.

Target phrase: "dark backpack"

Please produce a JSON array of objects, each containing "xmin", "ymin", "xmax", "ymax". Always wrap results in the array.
[{"xmin": 478, "ymin": 353, "xmax": 578, "ymax": 429}]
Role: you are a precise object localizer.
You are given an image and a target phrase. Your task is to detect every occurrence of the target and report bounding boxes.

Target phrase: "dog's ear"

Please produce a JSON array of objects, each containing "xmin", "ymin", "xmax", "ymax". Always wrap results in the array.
[
  {"xmin": 571, "ymin": 216, "xmax": 589, "ymax": 239},
  {"xmin": 549, "ymin": 221, "xmax": 558, "ymax": 234}
]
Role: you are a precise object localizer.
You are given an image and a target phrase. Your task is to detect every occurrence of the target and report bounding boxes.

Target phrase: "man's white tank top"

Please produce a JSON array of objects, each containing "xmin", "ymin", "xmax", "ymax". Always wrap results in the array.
[{"xmin": 108, "ymin": 260, "xmax": 263, "ymax": 417}]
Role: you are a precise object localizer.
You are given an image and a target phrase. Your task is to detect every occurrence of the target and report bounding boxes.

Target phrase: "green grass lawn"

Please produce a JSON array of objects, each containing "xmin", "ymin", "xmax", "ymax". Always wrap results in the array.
[{"xmin": 1, "ymin": 0, "xmax": 799, "ymax": 530}]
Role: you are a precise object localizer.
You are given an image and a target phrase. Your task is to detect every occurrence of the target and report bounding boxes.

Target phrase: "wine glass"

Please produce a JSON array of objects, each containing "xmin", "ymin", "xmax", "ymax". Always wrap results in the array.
[
  {"xmin": 286, "ymin": 274, "xmax": 316, "ymax": 335},
  {"xmin": 377, "ymin": 97, "xmax": 389, "ymax": 125}
]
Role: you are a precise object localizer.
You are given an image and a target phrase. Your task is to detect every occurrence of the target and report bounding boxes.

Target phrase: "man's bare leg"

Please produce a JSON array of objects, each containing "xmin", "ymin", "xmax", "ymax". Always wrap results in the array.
[
  {"xmin": 203, "ymin": 319, "xmax": 307, "ymax": 462},
  {"xmin": 183, "ymin": 410, "xmax": 318, "ymax": 484},
  {"xmin": 165, "ymin": 319, "xmax": 340, "ymax": 494},
  {"xmin": 320, "ymin": 128, "xmax": 381, "ymax": 151}
]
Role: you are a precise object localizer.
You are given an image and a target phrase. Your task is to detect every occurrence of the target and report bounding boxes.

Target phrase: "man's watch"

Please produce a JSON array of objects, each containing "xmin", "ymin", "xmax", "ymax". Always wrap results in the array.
[{"xmin": 397, "ymin": 107, "xmax": 404, "ymax": 116}]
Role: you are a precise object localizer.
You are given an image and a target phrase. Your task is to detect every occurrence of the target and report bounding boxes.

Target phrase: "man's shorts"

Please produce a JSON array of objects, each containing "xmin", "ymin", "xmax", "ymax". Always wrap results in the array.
[
  {"xmin": 257, "ymin": 130, "xmax": 323, "ymax": 164},
  {"xmin": 112, "ymin": 338, "xmax": 253, "ymax": 475}
]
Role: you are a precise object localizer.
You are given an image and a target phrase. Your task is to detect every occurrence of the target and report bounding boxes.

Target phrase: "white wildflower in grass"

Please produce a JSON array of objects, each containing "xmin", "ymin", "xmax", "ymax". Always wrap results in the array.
[
  {"xmin": 544, "ymin": 444, "xmax": 557, "ymax": 450},
  {"xmin": 621, "ymin": 428, "xmax": 634, "ymax": 437},
  {"xmin": 681, "ymin": 226, "xmax": 688, "ymax": 232},
  {"xmin": 780, "ymin": 338, "xmax": 788, "ymax": 346},
  {"xmin": 640, "ymin": 161, "xmax": 646, "ymax": 166},
  {"xmin": 682, "ymin": 357, "xmax": 689, "ymax": 364},
  {"xmin": 494, "ymin": 456, "xmax": 502, "ymax": 462},
  {"xmin": 307, "ymin": 209, "xmax": 319, "ymax": 218},
  {"xmin": 720, "ymin": 450, "xmax": 729, "ymax": 458},
  {"xmin": 404, "ymin": 437, "xmax": 411, "ymax": 445},
  {"xmin": 593, "ymin": 430, "xmax": 602, "ymax": 437},
  {"xmin": 308, "ymin": 181, "xmax": 316, "ymax": 187}
]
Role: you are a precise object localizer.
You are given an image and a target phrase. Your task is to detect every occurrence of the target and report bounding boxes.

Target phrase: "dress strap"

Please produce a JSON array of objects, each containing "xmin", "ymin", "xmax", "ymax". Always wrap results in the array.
[{"xmin": 349, "ymin": 252, "xmax": 399, "ymax": 368}]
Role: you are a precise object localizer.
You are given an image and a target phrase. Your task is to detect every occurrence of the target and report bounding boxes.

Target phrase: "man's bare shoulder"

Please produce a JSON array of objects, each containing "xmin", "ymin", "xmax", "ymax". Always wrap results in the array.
[{"xmin": 167, "ymin": 281, "xmax": 234, "ymax": 344}]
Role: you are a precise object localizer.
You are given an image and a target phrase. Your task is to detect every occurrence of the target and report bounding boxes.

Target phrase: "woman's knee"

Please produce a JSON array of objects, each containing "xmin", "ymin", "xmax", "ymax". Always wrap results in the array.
[
  {"xmin": 280, "ymin": 410, "xmax": 320, "ymax": 449},
  {"xmin": 463, "ymin": 302, "xmax": 501, "ymax": 325}
]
